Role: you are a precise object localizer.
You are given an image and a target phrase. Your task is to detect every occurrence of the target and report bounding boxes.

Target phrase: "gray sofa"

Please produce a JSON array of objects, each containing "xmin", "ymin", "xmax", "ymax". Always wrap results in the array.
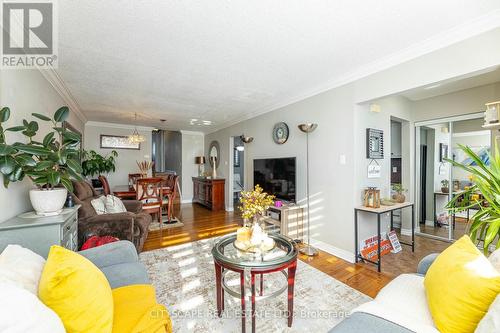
[
  {"xmin": 329, "ymin": 254, "xmax": 439, "ymax": 333},
  {"xmin": 78, "ymin": 240, "xmax": 149, "ymax": 288}
]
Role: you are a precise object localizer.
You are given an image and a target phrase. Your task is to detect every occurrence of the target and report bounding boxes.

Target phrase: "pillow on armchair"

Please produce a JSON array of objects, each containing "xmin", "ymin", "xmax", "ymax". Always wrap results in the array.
[
  {"xmin": 90, "ymin": 195, "xmax": 127, "ymax": 215},
  {"xmin": 105, "ymin": 195, "xmax": 127, "ymax": 214}
]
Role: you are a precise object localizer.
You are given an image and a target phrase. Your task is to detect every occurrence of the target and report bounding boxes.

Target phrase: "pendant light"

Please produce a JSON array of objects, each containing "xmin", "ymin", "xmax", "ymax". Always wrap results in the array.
[{"xmin": 128, "ymin": 113, "xmax": 146, "ymax": 144}]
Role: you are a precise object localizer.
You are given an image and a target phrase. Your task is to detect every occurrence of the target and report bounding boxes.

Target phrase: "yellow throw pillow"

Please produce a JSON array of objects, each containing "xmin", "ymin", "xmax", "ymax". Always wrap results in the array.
[
  {"xmin": 424, "ymin": 235, "xmax": 500, "ymax": 333},
  {"xmin": 38, "ymin": 245, "xmax": 113, "ymax": 333}
]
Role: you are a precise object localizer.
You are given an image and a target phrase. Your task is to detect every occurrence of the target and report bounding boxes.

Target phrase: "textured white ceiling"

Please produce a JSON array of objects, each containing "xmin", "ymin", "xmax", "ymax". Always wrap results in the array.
[{"xmin": 57, "ymin": 1, "xmax": 500, "ymax": 132}]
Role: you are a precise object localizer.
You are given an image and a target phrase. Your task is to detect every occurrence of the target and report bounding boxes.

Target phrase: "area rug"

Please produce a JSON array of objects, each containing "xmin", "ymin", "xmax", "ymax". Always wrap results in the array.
[
  {"xmin": 148, "ymin": 216, "xmax": 184, "ymax": 231},
  {"xmin": 140, "ymin": 237, "xmax": 371, "ymax": 333}
]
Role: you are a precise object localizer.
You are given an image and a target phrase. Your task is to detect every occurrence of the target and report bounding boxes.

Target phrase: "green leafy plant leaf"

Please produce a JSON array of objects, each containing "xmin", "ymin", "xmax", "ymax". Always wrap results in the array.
[
  {"xmin": 5, "ymin": 126, "xmax": 26, "ymax": 132},
  {"xmin": 0, "ymin": 156, "xmax": 15, "ymax": 174},
  {"xmin": 47, "ymin": 171, "xmax": 60, "ymax": 187},
  {"xmin": 16, "ymin": 154, "xmax": 36, "ymax": 167},
  {"xmin": 34, "ymin": 160, "xmax": 55, "ymax": 171},
  {"xmin": 14, "ymin": 144, "xmax": 51, "ymax": 156},
  {"xmin": 66, "ymin": 158, "xmax": 83, "ymax": 174},
  {"xmin": 31, "ymin": 113, "xmax": 51, "ymax": 121},
  {"xmin": 0, "ymin": 144, "xmax": 16, "ymax": 156},
  {"xmin": 43, "ymin": 132, "xmax": 55, "ymax": 147},
  {"xmin": 0, "ymin": 107, "xmax": 10, "ymax": 123},
  {"xmin": 54, "ymin": 107, "xmax": 69, "ymax": 123}
]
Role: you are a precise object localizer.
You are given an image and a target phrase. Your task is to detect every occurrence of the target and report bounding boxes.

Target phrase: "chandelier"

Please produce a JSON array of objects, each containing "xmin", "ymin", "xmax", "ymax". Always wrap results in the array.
[{"xmin": 128, "ymin": 113, "xmax": 146, "ymax": 144}]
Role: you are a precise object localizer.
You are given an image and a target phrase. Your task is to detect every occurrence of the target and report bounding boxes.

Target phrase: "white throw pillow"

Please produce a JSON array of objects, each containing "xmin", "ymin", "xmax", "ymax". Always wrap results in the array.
[
  {"xmin": 475, "ymin": 294, "xmax": 500, "ymax": 333},
  {"xmin": 0, "ymin": 245, "xmax": 45, "ymax": 294},
  {"xmin": 91, "ymin": 196, "xmax": 107, "ymax": 215},
  {"xmin": 0, "ymin": 282, "xmax": 65, "ymax": 333},
  {"xmin": 488, "ymin": 248, "xmax": 500, "ymax": 272},
  {"xmin": 105, "ymin": 195, "xmax": 127, "ymax": 213}
]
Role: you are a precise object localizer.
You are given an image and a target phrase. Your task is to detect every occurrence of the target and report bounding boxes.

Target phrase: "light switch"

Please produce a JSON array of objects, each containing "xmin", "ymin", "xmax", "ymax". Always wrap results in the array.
[
  {"xmin": 392, "ymin": 167, "xmax": 397, "ymax": 173},
  {"xmin": 339, "ymin": 155, "xmax": 346, "ymax": 165}
]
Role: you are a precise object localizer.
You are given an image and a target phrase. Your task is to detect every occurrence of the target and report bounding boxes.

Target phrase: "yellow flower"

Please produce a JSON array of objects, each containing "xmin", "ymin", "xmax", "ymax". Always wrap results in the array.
[{"xmin": 239, "ymin": 185, "xmax": 275, "ymax": 219}]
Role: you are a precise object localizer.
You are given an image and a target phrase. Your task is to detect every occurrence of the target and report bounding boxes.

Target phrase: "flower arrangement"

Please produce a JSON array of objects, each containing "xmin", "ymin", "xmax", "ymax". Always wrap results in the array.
[
  {"xmin": 239, "ymin": 184, "xmax": 275, "ymax": 220},
  {"xmin": 137, "ymin": 160, "xmax": 154, "ymax": 177}
]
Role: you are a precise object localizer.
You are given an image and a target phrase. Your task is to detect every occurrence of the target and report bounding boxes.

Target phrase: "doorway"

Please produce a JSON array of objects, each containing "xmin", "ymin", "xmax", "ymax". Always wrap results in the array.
[
  {"xmin": 415, "ymin": 114, "xmax": 490, "ymax": 241},
  {"xmin": 232, "ymin": 136, "xmax": 244, "ymax": 206}
]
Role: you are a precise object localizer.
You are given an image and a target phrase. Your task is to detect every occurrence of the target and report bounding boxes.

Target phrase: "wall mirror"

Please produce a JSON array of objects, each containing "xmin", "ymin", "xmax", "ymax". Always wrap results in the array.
[{"xmin": 209, "ymin": 140, "xmax": 220, "ymax": 168}]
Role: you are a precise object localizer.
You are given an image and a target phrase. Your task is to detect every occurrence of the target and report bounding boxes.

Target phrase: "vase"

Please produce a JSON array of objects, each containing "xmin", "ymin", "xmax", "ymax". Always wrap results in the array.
[
  {"xmin": 392, "ymin": 193, "xmax": 405, "ymax": 203},
  {"xmin": 441, "ymin": 187, "xmax": 449, "ymax": 194},
  {"xmin": 29, "ymin": 188, "xmax": 67, "ymax": 216}
]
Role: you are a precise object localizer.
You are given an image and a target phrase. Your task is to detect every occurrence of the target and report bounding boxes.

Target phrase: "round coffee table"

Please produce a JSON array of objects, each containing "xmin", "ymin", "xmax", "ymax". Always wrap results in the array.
[{"xmin": 212, "ymin": 233, "xmax": 298, "ymax": 333}]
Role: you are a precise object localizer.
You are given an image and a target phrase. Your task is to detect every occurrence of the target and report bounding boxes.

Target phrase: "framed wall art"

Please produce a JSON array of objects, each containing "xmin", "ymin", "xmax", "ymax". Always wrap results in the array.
[{"xmin": 100, "ymin": 135, "xmax": 140, "ymax": 150}]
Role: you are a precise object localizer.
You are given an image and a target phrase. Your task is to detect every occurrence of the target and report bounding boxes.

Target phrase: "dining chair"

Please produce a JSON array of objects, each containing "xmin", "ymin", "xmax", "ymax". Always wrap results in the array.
[
  {"xmin": 128, "ymin": 173, "xmax": 142, "ymax": 187},
  {"xmin": 136, "ymin": 178, "xmax": 163, "ymax": 225},
  {"xmin": 98, "ymin": 175, "xmax": 111, "ymax": 195},
  {"xmin": 161, "ymin": 175, "xmax": 179, "ymax": 223}
]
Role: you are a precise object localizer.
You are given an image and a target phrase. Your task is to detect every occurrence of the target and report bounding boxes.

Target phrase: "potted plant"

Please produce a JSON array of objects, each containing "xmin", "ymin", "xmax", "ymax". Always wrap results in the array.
[
  {"xmin": 239, "ymin": 184, "xmax": 275, "ymax": 226},
  {"xmin": 0, "ymin": 106, "xmax": 83, "ymax": 216},
  {"xmin": 445, "ymin": 144, "xmax": 500, "ymax": 254},
  {"xmin": 391, "ymin": 183, "xmax": 407, "ymax": 203},
  {"xmin": 82, "ymin": 150, "xmax": 118, "ymax": 187},
  {"xmin": 441, "ymin": 179, "xmax": 449, "ymax": 193}
]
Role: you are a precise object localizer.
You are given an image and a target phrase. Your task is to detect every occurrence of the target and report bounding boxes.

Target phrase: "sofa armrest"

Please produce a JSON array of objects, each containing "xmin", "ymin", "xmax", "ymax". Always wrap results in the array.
[
  {"xmin": 122, "ymin": 200, "xmax": 143, "ymax": 213},
  {"xmin": 78, "ymin": 240, "xmax": 139, "ymax": 268},
  {"xmin": 417, "ymin": 253, "xmax": 440, "ymax": 275},
  {"xmin": 78, "ymin": 213, "xmax": 135, "ymax": 247}
]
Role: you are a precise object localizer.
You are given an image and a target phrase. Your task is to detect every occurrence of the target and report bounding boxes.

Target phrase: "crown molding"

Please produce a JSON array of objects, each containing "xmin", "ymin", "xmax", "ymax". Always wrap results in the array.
[
  {"xmin": 180, "ymin": 130, "xmax": 205, "ymax": 136},
  {"xmin": 39, "ymin": 69, "xmax": 87, "ymax": 123},
  {"xmin": 207, "ymin": 10, "xmax": 500, "ymax": 134},
  {"xmin": 85, "ymin": 121, "xmax": 155, "ymax": 131}
]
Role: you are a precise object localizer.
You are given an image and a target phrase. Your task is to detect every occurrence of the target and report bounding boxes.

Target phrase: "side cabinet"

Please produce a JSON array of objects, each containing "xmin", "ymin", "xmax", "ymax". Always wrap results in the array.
[
  {"xmin": 192, "ymin": 177, "xmax": 225, "ymax": 211},
  {"xmin": 0, "ymin": 205, "xmax": 80, "ymax": 258}
]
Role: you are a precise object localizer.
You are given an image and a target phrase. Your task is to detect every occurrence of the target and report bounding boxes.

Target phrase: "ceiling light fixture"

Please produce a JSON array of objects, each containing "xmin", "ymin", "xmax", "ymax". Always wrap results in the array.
[
  {"xmin": 240, "ymin": 134, "xmax": 254, "ymax": 144},
  {"xmin": 128, "ymin": 113, "xmax": 146, "ymax": 144},
  {"xmin": 190, "ymin": 119, "xmax": 213, "ymax": 126}
]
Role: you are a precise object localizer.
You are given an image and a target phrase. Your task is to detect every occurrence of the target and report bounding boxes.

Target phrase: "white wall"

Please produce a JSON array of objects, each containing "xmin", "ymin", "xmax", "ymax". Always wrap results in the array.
[
  {"xmin": 353, "ymin": 96, "xmax": 414, "ymax": 240},
  {"xmin": 205, "ymin": 27, "xmax": 500, "ymax": 262},
  {"xmin": 181, "ymin": 131, "xmax": 204, "ymax": 202},
  {"xmin": 0, "ymin": 70, "xmax": 84, "ymax": 222},
  {"xmin": 84, "ymin": 123, "xmax": 152, "ymax": 186}
]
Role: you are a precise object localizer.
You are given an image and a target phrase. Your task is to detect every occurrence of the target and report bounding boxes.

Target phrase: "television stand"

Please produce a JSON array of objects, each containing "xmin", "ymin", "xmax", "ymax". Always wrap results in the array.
[{"xmin": 262, "ymin": 204, "xmax": 304, "ymax": 240}]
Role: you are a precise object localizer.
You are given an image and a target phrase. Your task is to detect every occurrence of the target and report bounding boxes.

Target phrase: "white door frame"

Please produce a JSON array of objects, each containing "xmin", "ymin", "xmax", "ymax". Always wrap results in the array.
[{"xmin": 227, "ymin": 136, "xmax": 235, "ymax": 212}]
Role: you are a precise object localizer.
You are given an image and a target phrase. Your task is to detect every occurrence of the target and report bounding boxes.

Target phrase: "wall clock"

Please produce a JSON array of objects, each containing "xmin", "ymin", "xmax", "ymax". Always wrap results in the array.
[{"xmin": 272, "ymin": 122, "xmax": 289, "ymax": 144}]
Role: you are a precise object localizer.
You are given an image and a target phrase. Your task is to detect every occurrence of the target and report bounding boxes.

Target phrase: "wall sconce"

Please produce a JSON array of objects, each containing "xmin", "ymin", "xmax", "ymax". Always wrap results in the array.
[
  {"xmin": 240, "ymin": 134, "xmax": 254, "ymax": 144},
  {"xmin": 483, "ymin": 101, "xmax": 500, "ymax": 128}
]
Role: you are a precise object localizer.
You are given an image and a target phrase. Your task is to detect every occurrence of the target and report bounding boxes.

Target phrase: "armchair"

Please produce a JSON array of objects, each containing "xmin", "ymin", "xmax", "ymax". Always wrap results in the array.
[{"xmin": 71, "ymin": 180, "xmax": 152, "ymax": 252}]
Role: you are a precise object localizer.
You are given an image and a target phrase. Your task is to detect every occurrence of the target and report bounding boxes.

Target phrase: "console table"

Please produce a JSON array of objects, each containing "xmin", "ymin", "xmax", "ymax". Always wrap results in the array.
[
  {"xmin": 0, "ymin": 205, "xmax": 80, "ymax": 258},
  {"xmin": 192, "ymin": 177, "xmax": 225, "ymax": 211},
  {"xmin": 354, "ymin": 202, "xmax": 414, "ymax": 272}
]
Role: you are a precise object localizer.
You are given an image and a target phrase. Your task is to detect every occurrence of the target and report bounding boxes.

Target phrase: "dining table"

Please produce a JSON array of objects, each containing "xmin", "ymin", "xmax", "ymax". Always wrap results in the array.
[{"xmin": 112, "ymin": 185, "xmax": 171, "ymax": 200}]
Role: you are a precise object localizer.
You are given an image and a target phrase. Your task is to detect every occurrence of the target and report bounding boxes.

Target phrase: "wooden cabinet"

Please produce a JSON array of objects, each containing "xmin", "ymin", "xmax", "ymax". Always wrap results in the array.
[
  {"xmin": 0, "ymin": 205, "xmax": 80, "ymax": 258},
  {"xmin": 192, "ymin": 177, "xmax": 225, "ymax": 211}
]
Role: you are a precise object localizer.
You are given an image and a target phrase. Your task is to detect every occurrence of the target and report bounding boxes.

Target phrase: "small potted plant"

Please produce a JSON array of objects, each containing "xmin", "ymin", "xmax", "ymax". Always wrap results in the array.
[
  {"xmin": 441, "ymin": 179, "xmax": 449, "ymax": 193},
  {"xmin": 391, "ymin": 183, "xmax": 407, "ymax": 203},
  {"xmin": 0, "ymin": 106, "xmax": 83, "ymax": 216},
  {"xmin": 239, "ymin": 184, "xmax": 275, "ymax": 226},
  {"xmin": 82, "ymin": 150, "xmax": 118, "ymax": 187}
]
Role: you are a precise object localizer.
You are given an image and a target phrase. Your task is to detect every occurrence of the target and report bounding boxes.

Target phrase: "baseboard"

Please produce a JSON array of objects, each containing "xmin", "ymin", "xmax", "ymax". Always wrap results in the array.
[
  {"xmin": 425, "ymin": 220, "xmax": 434, "ymax": 227},
  {"xmin": 400, "ymin": 228, "xmax": 413, "ymax": 236},
  {"xmin": 181, "ymin": 199, "xmax": 192, "ymax": 204},
  {"xmin": 310, "ymin": 238, "xmax": 355, "ymax": 263},
  {"xmin": 226, "ymin": 207, "xmax": 234, "ymax": 212}
]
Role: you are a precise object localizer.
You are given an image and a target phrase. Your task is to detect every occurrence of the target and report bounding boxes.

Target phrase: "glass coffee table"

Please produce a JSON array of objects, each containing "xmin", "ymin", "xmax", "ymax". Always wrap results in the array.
[{"xmin": 212, "ymin": 233, "xmax": 298, "ymax": 333}]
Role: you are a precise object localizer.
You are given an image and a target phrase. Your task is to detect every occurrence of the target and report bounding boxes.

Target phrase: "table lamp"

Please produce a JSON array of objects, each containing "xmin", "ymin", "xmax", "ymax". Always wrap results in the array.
[{"xmin": 195, "ymin": 156, "xmax": 206, "ymax": 176}]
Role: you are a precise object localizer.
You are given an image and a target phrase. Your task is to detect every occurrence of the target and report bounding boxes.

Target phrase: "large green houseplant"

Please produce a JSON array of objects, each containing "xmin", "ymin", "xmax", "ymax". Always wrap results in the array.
[
  {"xmin": 0, "ymin": 106, "xmax": 83, "ymax": 216},
  {"xmin": 81, "ymin": 149, "xmax": 118, "ymax": 187},
  {"xmin": 445, "ymin": 144, "xmax": 500, "ymax": 253}
]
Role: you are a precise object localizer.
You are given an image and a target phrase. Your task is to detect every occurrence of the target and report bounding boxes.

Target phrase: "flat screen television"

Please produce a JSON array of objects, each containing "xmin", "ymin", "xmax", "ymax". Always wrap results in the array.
[{"xmin": 253, "ymin": 157, "xmax": 296, "ymax": 202}]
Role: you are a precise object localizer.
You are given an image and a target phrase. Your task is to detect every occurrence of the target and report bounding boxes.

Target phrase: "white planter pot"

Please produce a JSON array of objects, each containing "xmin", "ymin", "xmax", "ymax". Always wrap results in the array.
[{"xmin": 29, "ymin": 188, "xmax": 67, "ymax": 216}]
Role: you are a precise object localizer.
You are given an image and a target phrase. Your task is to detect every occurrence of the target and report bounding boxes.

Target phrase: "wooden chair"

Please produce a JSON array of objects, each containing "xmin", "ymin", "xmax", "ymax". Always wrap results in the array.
[
  {"xmin": 98, "ymin": 175, "xmax": 111, "ymax": 195},
  {"xmin": 162, "ymin": 175, "xmax": 179, "ymax": 223},
  {"xmin": 136, "ymin": 178, "xmax": 163, "ymax": 225},
  {"xmin": 128, "ymin": 173, "xmax": 142, "ymax": 187}
]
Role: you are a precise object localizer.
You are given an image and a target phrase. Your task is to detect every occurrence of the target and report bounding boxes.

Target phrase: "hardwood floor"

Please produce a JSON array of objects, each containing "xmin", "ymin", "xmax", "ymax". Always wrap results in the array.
[{"xmin": 143, "ymin": 203, "xmax": 453, "ymax": 298}]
